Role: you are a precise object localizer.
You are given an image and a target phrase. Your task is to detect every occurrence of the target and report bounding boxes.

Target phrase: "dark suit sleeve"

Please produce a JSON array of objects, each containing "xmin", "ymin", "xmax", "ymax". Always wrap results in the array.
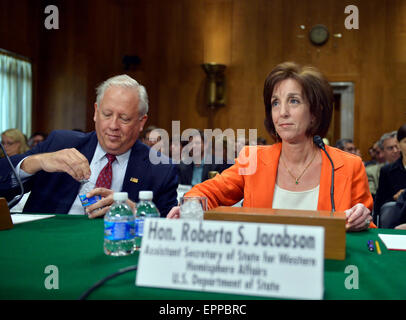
[
  {"xmin": 154, "ymin": 164, "xmax": 179, "ymax": 217},
  {"xmin": 374, "ymin": 165, "xmax": 392, "ymax": 219}
]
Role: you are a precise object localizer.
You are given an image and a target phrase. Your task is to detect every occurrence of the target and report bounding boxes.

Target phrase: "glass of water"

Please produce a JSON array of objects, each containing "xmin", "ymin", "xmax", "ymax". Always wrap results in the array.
[{"xmin": 179, "ymin": 196, "xmax": 208, "ymax": 220}]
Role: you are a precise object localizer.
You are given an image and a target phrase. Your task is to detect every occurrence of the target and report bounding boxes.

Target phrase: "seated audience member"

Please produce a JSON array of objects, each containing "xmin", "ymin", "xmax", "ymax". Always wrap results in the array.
[
  {"xmin": 380, "ymin": 189, "xmax": 406, "ymax": 229},
  {"xmin": 141, "ymin": 125, "xmax": 159, "ymax": 147},
  {"xmin": 27, "ymin": 132, "xmax": 48, "ymax": 149},
  {"xmin": 257, "ymin": 137, "xmax": 267, "ymax": 145},
  {"xmin": 178, "ymin": 130, "xmax": 231, "ymax": 186},
  {"xmin": 1, "ymin": 128, "xmax": 30, "ymax": 157},
  {"xmin": 0, "ymin": 75, "xmax": 178, "ymax": 217},
  {"xmin": 373, "ymin": 124, "xmax": 406, "ymax": 223},
  {"xmin": 364, "ymin": 141, "xmax": 385, "ymax": 167},
  {"xmin": 366, "ymin": 131, "xmax": 400, "ymax": 198},
  {"xmin": 335, "ymin": 138, "xmax": 358, "ymax": 156},
  {"xmin": 168, "ymin": 62, "xmax": 373, "ymax": 232},
  {"xmin": 169, "ymin": 136, "xmax": 182, "ymax": 162}
]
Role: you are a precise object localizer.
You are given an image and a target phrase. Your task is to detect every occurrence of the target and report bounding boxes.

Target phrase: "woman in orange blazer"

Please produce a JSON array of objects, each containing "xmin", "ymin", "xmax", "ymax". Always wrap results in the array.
[{"xmin": 168, "ymin": 62, "xmax": 374, "ymax": 232}]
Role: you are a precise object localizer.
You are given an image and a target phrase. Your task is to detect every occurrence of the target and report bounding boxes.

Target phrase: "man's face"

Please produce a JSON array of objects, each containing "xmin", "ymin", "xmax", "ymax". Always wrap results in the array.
[
  {"xmin": 146, "ymin": 130, "xmax": 161, "ymax": 148},
  {"xmin": 373, "ymin": 142, "xmax": 385, "ymax": 163},
  {"xmin": 30, "ymin": 135, "xmax": 45, "ymax": 148},
  {"xmin": 189, "ymin": 135, "xmax": 204, "ymax": 163},
  {"xmin": 382, "ymin": 137, "xmax": 400, "ymax": 163},
  {"xmin": 343, "ymin": 142, "xmax": 357, "ymax": 155},
  {"xmin": 94, "ymin": 86, "xmax": 147, "ymax": 155}
]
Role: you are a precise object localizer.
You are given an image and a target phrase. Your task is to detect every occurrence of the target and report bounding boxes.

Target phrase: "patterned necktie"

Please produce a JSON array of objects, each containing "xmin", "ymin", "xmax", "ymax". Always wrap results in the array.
[{"xmin": 95, "ymin": 153, "xmax": 116, "ymax": 189}]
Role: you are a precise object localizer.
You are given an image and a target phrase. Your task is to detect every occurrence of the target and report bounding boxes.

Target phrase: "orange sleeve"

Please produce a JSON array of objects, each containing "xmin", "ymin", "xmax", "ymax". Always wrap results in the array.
[{"xmin": 185, "ymin": 161, "xmax": 245, "ymax": 209}]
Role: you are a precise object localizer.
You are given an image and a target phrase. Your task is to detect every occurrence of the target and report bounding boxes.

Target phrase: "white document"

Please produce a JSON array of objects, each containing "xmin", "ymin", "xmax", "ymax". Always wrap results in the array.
[
  {"xmin": 136, "ymin": 219, "xmax": 325, "ymax": 300},
  {"xmin": 378, "ymin": 234, "xmax": 406, "ymax": 251},
  {"xmin": 11, "ymin": 214, "xmax": 55, "ymax": 225}
]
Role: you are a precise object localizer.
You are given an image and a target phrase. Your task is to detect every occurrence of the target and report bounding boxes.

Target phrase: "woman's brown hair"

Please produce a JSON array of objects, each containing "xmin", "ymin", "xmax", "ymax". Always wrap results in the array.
[{"xmin": 263, "ymin": 62, "xmax": 334, "ymax": 142}]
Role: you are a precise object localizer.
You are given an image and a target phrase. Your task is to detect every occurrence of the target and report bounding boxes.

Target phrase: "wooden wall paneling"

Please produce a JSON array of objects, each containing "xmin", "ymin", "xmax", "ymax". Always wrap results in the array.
[
  {"xmin": 36, "ymin": 0, "xmax": 89, "ymax": 133},
  {"xmin": 14, "ymin": 0, "xmax": 404, "ymax": 157}
]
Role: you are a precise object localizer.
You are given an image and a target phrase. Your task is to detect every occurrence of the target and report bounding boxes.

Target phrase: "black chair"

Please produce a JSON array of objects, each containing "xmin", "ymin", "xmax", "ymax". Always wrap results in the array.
[{"xmin": 378, "ymin": 202, "xmax": 398, "ymax": 228}]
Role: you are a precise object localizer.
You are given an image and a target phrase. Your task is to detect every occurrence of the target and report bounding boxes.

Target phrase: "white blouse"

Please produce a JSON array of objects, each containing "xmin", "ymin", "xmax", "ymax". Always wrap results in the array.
[{"xmin": 272, "ymin": 184, "xmax": 320, "ymax": 211}]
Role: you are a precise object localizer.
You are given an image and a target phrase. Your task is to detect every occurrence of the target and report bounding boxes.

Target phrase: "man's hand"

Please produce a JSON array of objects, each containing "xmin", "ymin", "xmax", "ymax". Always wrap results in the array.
[
  {"xmin": 345, "ymin": 203, "xmax": 372, "ymax": 232},
  {"xmin": 86, "ymin": 187, "xmax": 136, "ymax": 219},
  {"xmin": 21, "ymin": 148, "xmax": 91, "ymax": 181}
]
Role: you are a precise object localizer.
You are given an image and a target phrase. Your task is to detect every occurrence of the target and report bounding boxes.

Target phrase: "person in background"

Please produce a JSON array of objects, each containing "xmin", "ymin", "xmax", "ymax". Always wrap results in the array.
[
  {"xmin": 366, "ymin": 131, "xmax": 401, "ymax": 198},
  {"xmin": 1, "ymin": 128, "xmax": 30, "ymax": 157},
  {"xmin": 27, "ymin": 132, "xmax": 48, "ymax": 149},
  {"xmin": 393, "ymin": 191, "xmax": 406, "ymax": 229},
  {"xmin": 168, "ymin": 61, "xmax": 373, "ymax": 232},
  {"xmin": 335, "ymin": 138, "xmax": 359, "ymax": 156},
  {"xmin": 373, "ymin": 124, "xmax": 406, "ymax": 223},
  {"xmin": 177, "ymin": 129, "xmax": 231, "ymax": 186},
  {"xmin": 257, "ymin": 137, "xmax": 267, "ymax": 145},
  {"xmin": 0, "ymin": 75, "xmax": 178, "ymax": 217},
  {"xmin": 364, "ymin": 141, "xmax": 385, "ymax": 167},
  {"xmin": 141, "ymin": 125, "xmax": 159, "ymax": 147}
]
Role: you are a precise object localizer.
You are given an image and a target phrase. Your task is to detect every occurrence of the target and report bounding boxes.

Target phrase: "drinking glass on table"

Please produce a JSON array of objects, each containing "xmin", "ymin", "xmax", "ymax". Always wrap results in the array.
[{"xmin": 179, "ymin": 196, "xmax": 208, "ymax": 220}]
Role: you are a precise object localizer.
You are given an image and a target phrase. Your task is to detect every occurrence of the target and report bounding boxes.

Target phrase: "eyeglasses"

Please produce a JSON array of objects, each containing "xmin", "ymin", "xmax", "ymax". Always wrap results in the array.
[{"xmin": 1, "ymin": 141, "xmax": 17, "ymax": 146}]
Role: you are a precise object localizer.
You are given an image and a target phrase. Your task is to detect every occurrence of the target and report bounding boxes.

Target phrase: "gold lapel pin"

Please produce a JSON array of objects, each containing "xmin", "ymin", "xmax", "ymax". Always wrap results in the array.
[{"xmin": 130, "ymin": 177, "xmax": 139, "ymax": 183}]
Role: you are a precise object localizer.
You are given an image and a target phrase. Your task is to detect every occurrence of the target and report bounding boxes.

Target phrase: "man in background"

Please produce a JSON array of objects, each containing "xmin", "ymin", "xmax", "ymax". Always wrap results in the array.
[{"xmin": 366, "ymin": 131, "xmax": 400, "ymax": 198}]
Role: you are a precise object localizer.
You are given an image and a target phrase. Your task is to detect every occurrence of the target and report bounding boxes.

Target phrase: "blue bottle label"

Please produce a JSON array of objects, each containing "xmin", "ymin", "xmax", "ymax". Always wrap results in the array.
[
  {"xmin": 104, "ymin": 221, "xmax": 135, "ymax": 241},
  {"xmin": 79, "ymin": 194, "xmax": 102, "ymax": 207},
  {"xmin": 135, "ymin": 218, "xmax": 144, "ymax": 237}
]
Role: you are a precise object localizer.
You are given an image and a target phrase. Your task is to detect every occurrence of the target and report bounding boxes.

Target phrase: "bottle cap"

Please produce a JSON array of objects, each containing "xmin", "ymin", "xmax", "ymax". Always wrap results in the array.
[
  {"xmin": 139, "ymin": 190, "xmax": 153, "ymax": 200},
  {"xmin": 113, "ymin": 192, "xmax": 128, "ymax": 201}
]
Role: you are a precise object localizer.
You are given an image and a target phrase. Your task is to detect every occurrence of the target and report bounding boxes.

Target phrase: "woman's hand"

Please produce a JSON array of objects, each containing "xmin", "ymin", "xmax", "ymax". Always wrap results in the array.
[
  {"xmin": 167, "ymin": 206, "xmax": 180, "ymax": 219},
  {"xmin": 345, "ymin": 203, "xmax": 372, "ymax": 232}
]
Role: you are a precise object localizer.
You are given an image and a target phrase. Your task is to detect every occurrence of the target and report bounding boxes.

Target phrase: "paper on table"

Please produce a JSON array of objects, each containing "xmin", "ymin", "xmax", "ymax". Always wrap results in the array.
[
  {"xmin": 11, "ymin": 214, "xmax": 55, "ymax": 225},
  {"xmin": 378, "ymin": 234, "xmax": 406, "ymax": 251}
]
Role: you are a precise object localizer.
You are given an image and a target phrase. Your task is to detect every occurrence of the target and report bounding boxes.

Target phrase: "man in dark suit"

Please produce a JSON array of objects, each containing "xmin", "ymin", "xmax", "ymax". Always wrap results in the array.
[
  {"xmin": 178, "ymin": 130, "xmax": 231, "ymax": 186},
  {"xmin": 0, "ymin": 75, "xmax": 178, "ymax": 217}
]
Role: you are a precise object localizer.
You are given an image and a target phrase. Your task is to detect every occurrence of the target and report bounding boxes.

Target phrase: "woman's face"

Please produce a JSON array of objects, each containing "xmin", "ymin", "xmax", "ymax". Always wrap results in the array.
[
  {"xmin": 271, "ymin": 78, "xmax": 314, "ymax": 144},
  {"xmin": 1, "ymin": 134, "xmax": 20, "ymax": 156},
  {"xmin": 399, "ymin": 137, "xmax": 406, "ymax": 159}
]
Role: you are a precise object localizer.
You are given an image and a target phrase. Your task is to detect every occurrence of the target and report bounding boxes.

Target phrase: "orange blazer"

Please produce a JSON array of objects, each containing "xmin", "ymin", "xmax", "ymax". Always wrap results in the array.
[{"xmin": 187, "ymin": 143, "xmax": 373, "ymax": 215}]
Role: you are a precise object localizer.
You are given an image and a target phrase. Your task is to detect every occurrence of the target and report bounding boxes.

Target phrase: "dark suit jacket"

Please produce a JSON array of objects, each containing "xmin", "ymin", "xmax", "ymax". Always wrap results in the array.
[
  {"xmin": 374, "ymin": 155, "xmax": 406, "ymax": 220},
  {"xmin": 0, "ymin": 130, "xmax": 178, "ymax": 217},
  {"xmin": 177, "ymin": 157, "xmax": 232, "ymax": 185}
]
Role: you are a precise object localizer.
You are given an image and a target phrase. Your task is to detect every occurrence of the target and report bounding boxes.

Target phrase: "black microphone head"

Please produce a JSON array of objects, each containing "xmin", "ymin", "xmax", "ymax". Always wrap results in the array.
[{"xmin": 313, "ymin": 135, "xmax": 325, "ymax": 150}]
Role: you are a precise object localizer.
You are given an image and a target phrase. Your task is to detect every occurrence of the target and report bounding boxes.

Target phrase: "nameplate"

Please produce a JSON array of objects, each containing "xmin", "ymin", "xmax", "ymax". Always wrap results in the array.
[{"xmin": 136, "ymin": 218, "xmax": 325, "ymax": 300}]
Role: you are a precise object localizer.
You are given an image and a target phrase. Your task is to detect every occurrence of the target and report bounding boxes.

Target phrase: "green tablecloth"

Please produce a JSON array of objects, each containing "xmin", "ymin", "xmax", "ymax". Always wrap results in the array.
[{"xmin": 1, "ymin": 214, "xmax": 405, "ymax": 300}]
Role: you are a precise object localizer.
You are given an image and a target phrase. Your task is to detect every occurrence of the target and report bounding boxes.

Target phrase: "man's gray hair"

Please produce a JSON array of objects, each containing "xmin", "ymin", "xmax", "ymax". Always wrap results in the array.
[
  {"xmin": 95, "ymin": 74, "xmax": 149, "ymax": 116},
  {"xmin": 378, "ymin": 130, "xmax": 397, "ymax": 149}
]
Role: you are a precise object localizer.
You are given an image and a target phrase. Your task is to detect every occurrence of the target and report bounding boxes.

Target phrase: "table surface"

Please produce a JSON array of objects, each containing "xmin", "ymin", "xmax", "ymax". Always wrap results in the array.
[{"xmin": 1, "ymin": 214, "xmax": 405, "ymax": 300}]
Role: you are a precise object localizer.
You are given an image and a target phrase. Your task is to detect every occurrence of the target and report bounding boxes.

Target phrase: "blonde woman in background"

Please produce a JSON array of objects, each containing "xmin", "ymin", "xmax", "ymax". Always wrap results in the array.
[{"xmin": 1, "ymin": 128, "xmax": 30, "ymax": 157}]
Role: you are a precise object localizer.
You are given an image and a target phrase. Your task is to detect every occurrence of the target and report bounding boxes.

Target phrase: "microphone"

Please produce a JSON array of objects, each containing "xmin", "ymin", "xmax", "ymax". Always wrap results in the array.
[
  {"xmin": 0, "ymin": 143, "xmax": 25, "ymax": 208},
  {"xmin": 313, "ymin": 136, "xmax": 335, "ymax": 212}
]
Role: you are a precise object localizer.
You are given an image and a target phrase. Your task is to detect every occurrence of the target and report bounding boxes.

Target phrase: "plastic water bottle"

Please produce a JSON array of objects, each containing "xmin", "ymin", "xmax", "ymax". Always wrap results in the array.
[
  {"xmin": 78, "ymin": 180, "xmax": 101, "ymax": 214},
  {"xmin": 104, "ymin": 192, "xmax": 136, "ymax": 256},
  {"xmin": 135, "ymin": 191, "xmax": 160, "ymax": 250}
]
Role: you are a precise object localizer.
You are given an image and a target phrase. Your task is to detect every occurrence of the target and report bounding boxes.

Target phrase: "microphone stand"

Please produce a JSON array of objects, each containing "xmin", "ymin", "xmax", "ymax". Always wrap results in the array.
[
  {"xmin": 313, "ymin": 136, "xmax": 335, "ymax": 212},
  {"xmin": 0, "ymin": 143, "xmax": 25, "ymax": 230}
]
